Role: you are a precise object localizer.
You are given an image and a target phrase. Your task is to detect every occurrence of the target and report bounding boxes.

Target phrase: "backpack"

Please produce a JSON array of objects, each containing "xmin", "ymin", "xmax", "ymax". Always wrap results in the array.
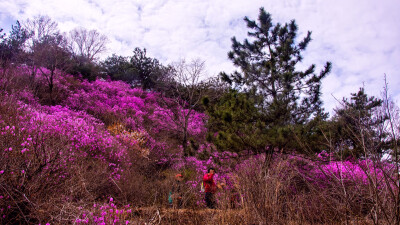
[
  {"xmin": 200, "ymin": 181, "xmax": 205, "ymax": 192},
  {"xmin": 168, "ymin": 191, "xmax": 173, "ymax": 204}
]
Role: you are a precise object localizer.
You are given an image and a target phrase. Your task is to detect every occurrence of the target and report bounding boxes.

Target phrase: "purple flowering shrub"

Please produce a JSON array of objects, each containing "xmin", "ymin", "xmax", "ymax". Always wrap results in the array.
[
  {"xmin": 62, "ymin": 77, "xmax": 208, "ymax": 164},
  {"xmin": 64, "ymin": 78, "xmax": 206, "ymax": 138},
  {"xmin": 230, "ymin": 152, "xmax": 398, "ymax": 223},
  {"xmin": 287, "ymin": 152, "xmax": 396, "ymax": 191},
  {"xmin": 0, "ymin": 92, "xmax": 128, "ymax": 223},
  {"xmin": 75, "ymin": 198, "xmax": 132, "ymax": 225}
]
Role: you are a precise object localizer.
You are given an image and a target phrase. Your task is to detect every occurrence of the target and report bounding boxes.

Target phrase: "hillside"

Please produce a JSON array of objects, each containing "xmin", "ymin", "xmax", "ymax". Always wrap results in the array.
[{"xmin": 0, "ymin": 69, "xmax": 397, "ymax": 224}]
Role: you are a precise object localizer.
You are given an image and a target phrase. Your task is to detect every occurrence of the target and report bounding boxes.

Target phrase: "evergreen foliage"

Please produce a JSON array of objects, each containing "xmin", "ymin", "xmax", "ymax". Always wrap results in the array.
[
  {"xmin": 0, "ymin": 21, "xmax": 29, "ymax": 69},
  {"xmin": 331, "ymin": 87, "xmax": 389, "ymax": 158},
  {"xmin": 102, "ymin": 48, "xmax": 169, "ymax": 90},
  {"xmin": 215, "ymin": 8, "xmax": 331, "ymax": 154},
  {"xmin": 67, "ymin": 55, "xmax": 102, "ymax": 81},
  {"xmin": 101, "ymin": 54, "xmax": 133, "ymax": 81},
  {"xmin": 204, "ymin": 90, "xmax": 267, "ymax": 153}
]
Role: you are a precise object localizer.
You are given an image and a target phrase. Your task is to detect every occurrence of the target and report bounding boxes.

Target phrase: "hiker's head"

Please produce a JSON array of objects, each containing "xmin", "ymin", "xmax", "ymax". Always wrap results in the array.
[
  {"xmin": 175, "ymin": 173, "xmax": 183, "ymax": 181},
  {"xmin": 207, "ymin": 168, "xmax": 215, "ymax": 174}
]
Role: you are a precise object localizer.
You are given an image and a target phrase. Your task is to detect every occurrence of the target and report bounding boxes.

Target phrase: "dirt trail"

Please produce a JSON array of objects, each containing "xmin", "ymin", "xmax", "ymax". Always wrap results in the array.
[{"xmin": 127, "ymin": 207, "xmax": 247, "ymax": 224}]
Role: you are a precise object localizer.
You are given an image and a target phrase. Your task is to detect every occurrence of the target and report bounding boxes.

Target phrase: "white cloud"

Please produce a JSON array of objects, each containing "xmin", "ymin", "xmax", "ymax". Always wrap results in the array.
[{"xmin": 1, "ymin": 0, "xmax": 399, "ymax": 114}]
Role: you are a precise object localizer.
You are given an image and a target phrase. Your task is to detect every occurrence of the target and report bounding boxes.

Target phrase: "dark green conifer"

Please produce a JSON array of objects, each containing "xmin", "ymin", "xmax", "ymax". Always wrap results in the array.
[
  {"xmin": 215, "ymin": 8, "xmax": 331, "ymax": 155},
  {"xmin": 204, "ymin": 90, "xmax": 267, "ymax": 154},
  {"xmin": 332, "ymin": 87, "xmax": 388, "ymax": 158}
]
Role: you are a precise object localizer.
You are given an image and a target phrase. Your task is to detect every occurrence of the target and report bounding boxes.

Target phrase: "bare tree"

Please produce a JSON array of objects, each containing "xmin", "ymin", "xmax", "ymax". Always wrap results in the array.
[
  {"xmin": 22, "ymin": 15, "xmax": 73, "ymax": 104},
  {"xmin": 23, "ymin": 15, "xmax": 59, "ymax": 44},
  {"xmin": 381, "ymin": 75, "xmax": 400, "ymax": 224},
  {"xmin": 160, "ymin": 59, "xmax": 208, "ymax": 156},
  {"xmin": 34, "ymin": 34, "xmax": 72, "ymax": 104},
  {"xmin": 22, "ymin": 15, "xmax": 60, "ymax": 81},
  {"xmin": 67, "ymin": 27, "xmax": 108, "ymax": 62}
]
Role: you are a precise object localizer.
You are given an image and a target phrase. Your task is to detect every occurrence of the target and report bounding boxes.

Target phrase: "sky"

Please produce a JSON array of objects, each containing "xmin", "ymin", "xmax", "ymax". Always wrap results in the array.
[{"xmin": 1, "ymin": 0, "xmax": 399, "ymax": 114}]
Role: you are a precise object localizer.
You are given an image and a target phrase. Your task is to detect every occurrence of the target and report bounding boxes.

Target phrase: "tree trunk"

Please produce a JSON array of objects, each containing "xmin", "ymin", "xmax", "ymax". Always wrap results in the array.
[
  {"xmin": 182, "ymin": 122, "xmax": 188, "ymax": 157},
  {"xmin": 49, "ymin": 69, "xmax": 54, "ymax": 105},
  {"xmin": 262, "ymin": 145, "xmax": 274, "ymax": 177}
]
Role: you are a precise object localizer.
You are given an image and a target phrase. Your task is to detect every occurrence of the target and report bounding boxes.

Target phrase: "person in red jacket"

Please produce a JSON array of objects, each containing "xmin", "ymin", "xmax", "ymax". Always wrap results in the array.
[{"xmin": 203, "ymin": 168, "xmax": 217, "ymax": 208}]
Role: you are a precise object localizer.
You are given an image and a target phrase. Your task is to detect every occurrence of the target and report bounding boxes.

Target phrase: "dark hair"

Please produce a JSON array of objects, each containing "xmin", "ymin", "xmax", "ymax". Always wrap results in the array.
[{"xmin": 207, "ymin": 168, "xmax": 215, "ymax": 173}]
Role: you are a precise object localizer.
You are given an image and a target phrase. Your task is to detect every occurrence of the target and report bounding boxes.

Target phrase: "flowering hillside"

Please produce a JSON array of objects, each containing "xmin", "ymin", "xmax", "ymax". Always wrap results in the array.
[
  {"xmin": 0, "ymin": 69, "xmax": 399, "ymax": 224},
  {"xmin": 0, "ymin": 69, "xmax": 209, "ymax": 223}
]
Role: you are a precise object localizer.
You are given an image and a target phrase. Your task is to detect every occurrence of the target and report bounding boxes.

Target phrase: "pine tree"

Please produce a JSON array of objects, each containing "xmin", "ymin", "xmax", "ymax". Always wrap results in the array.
[
  {"xmin": 130, "ymin": 47, "xmax": 166, "ymax": 90},
  {"xmin": 102, "ymin": 48, "xmax": 169, "ymax": 90},
  {"xmin": 220, "ymin": 8, "xmax": 331, "ymax": 153},
  {"xmin": 204, "ymin": 90, "xmax": 267, "ymax": 154},
  {"xmin": 0, "ymin": 21, "xmax": 29, "ymax": 70},
  {"xmin": 332, "ymin": 87, "xmax": 388, "ymax": 158}
]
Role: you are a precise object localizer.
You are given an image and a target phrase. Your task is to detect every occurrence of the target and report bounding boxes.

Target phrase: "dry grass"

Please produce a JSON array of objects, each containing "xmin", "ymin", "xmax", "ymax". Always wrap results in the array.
[{"xmin": 122, "ymin": 207, "xmax": 373, "ymax": 225}]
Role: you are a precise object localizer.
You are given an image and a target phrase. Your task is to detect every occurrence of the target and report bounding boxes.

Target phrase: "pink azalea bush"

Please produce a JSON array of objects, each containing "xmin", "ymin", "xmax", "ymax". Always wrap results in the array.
[
  {"xmin": 64, "ymin": 78, "xmax": 206, "ymax": 139},
  {"xmin": 0, "ymin": 91, "xmax": 129, "ymax": 223},
  {"xmin": 75, "ymin": 198, "xmax": 132, "ymax": 225}
]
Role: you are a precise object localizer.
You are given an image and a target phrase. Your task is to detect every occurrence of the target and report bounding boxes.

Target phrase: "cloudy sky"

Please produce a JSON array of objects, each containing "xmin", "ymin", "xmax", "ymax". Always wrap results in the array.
[{"xmin": 1, "ymin": 0, "xmax": 399, "ymax": 114}]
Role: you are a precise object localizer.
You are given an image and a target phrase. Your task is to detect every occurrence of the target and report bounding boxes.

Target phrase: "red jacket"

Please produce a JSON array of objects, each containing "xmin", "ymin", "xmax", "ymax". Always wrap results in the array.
[{"xmin": 203, "ymin": 173, "xmax": 216, "ymax": 193}]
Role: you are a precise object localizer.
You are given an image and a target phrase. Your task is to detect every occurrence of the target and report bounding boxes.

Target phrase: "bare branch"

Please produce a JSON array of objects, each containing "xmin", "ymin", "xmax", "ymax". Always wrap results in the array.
[{"xmin": 67, "ymin": 27, "xmax": 109, "ymax": 62}]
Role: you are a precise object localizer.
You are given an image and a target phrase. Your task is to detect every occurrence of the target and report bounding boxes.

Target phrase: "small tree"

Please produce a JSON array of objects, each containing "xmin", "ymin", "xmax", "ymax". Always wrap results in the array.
[
  {"xmin": 23, "ymin": 15, "xmax": 60, "ymax": 82},
  {"xmin": 101, "ymin": 54, "xmax": 133, "ymax": 81},
  {"xmin": 102, "ymin": 48, "xmax": 169, "ymax": 90},
  {"xmin": 318, "ymin": 79, "xmax": 400, "ymax": 224},
  {"xmin": 34, "ymin": 34, "xmax": 72, "ymax": 104},
  {"xmin": 332, "ymin": 87, "xmax": 388, "ymax": 158},
  {"xmin": 160, "ymin": 59, "xmax": 208, "ymax": 156},
  {"xmin": 0, "ymin": 21, "xmax": 29, "ymax": 71},
  {"xmin": 129, "ymin": 47, "xmax": 167, "ymax": 90}
]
